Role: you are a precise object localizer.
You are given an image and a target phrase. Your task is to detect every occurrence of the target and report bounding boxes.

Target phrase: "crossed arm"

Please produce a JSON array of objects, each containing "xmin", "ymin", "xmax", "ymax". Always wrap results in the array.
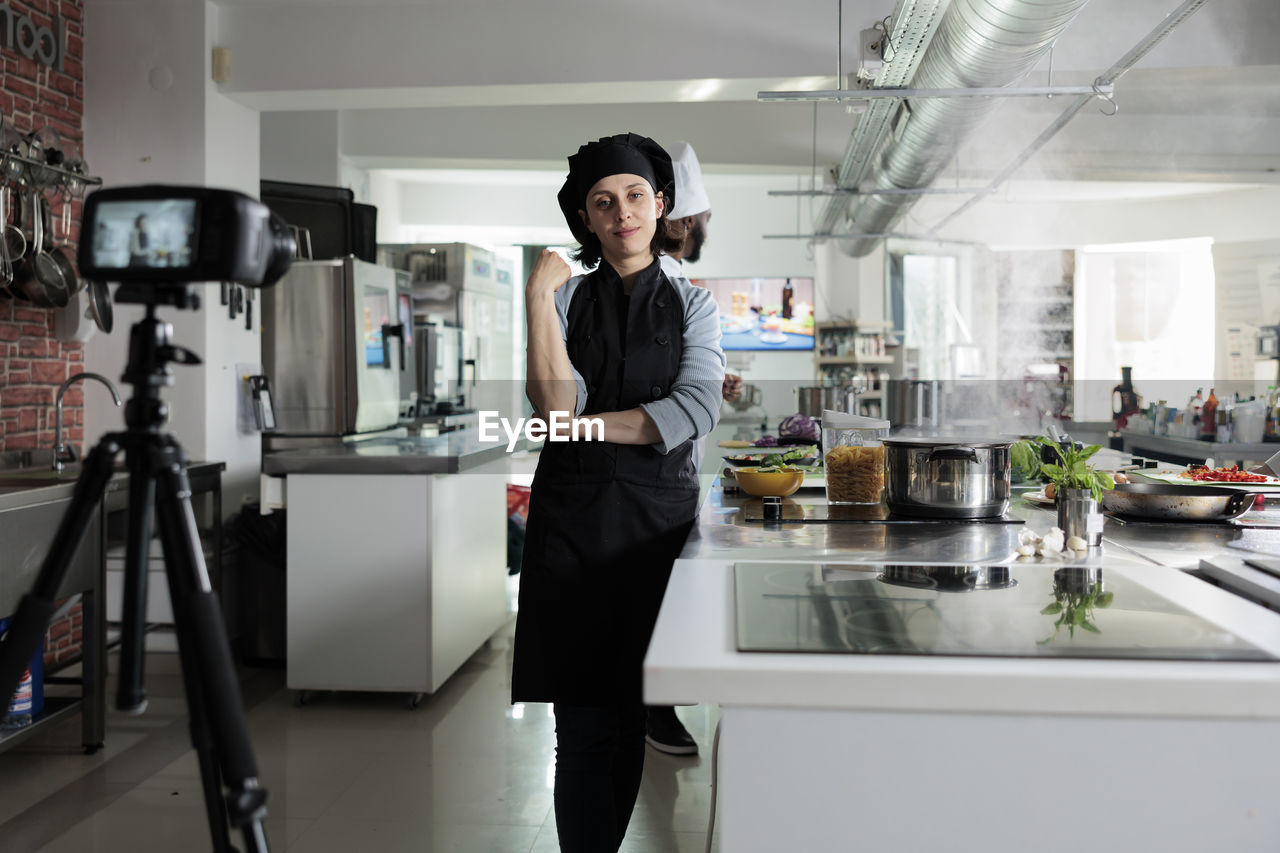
[{"xmin": 524, "ymin": 250, "xmax": 661, "ymax": 446}]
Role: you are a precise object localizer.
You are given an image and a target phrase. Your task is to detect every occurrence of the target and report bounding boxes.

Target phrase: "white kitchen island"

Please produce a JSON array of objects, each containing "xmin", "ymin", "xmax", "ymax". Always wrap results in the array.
[
  {"xmin": 645, "ymin": 485, "xmax": 1280, "ymax": 852},
  {"xmin": 266, "ymin": 431, "xmax": 511, "ymax": 701}
]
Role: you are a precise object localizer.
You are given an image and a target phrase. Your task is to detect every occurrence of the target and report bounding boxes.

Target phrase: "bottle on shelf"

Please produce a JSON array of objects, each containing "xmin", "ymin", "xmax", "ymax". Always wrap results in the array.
[
  {"xmin": 1267, "ymin": 386, "xmax": 1279, "ymax": 441},
  {"xmin": 1201, "ymin": 388, "xmax": 1218, "ymax": 441},
  {"xmin": 781, "ymin": 278, "xmax": 793, "ymax": 320},
  {"xmin": 1186, "ymin": 388, "xmax": 1203, "ymax": 438}
]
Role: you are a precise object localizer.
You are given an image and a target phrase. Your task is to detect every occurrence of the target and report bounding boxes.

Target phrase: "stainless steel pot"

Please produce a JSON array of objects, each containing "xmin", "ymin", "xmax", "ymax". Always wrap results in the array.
[
  {"xmin": 884, "ymin": 437, "xmax": 1012, "ymax": 518},
  {"xmin": 885, "ymin": 379, "xmax": 940, "ymax": 430},
  {"xmin": 796, "ymin": 385, "xmax": 856, "ymax": 418}
]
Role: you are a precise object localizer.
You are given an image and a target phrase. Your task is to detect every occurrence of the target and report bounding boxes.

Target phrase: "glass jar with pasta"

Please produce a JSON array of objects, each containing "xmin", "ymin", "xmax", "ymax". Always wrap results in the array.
[{"xmin": 822, "ymin": 410, "xmax": 890, "ymax": 504}]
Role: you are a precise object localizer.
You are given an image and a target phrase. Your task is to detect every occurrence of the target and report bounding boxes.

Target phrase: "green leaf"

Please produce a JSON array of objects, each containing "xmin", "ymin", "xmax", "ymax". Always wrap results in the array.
[
  {"xmin": 1072, "ymin": 606, "xmax": 1087, "ymax": 626},
  {"xmin": 1096, "ymin": 471, "xmax": 1115, "ymax": 490},
  {"xmin": 1041, "ymin": 602, "xmax": 1063, "ymax": 614},
  {"xmin": 1096, "ymin": 592, "xmax": 1114, "ymax": 608},
  {"xmin": 1080, "ymin": 444, "xmax": 1101, "ymax": 461},
  {"xmin": 1080, "ymin": 619, "xmax": 1101, "ymax": 634},
  {"xmin": 1041, "ymin": 463, "xmax": 1063, "ymax": 479},
  {"xmin": 1071, "ymin": 460, "xmax": 1087, "ymax": 478}
]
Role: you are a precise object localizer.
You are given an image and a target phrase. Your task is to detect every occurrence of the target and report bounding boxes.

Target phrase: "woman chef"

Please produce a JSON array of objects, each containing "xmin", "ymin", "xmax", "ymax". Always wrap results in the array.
[{"xmin": 512, "ymin": 132, "xmax": 725, "ymax": 851}]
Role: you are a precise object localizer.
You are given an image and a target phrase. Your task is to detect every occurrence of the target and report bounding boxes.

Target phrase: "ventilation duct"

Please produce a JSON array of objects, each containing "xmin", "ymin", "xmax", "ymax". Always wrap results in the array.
[{"xmin": 835, "ymin": 0, "xmax": 1092, "ymax": 257}]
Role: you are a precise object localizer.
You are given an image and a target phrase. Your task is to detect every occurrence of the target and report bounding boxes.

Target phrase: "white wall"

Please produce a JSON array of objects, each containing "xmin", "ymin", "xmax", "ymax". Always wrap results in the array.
[
  {"xmin": 259, "ymin": 111, "xmax": 339, "ymax": 186},
  {"xmin": 83, "ymin": 0, "xmax": 263, "ymax": 515}
]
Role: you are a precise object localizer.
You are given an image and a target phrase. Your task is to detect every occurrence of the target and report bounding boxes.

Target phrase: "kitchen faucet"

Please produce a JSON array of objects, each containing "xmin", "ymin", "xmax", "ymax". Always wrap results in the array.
[{"xmin": 52, "ymin": 372, "xmax": 122, "ymax": 472}]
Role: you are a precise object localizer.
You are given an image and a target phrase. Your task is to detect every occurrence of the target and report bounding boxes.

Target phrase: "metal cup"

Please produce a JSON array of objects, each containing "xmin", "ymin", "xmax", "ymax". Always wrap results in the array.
[{"xmin": 1056, "ymin": 489, "xmax": 1103, "ymax": 546}]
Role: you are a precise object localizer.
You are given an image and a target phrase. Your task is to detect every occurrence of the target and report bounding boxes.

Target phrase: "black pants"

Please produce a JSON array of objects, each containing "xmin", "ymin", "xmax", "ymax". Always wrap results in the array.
[{"xmin": 552, "ymin": 702, "xmax": 647, "ymax": 852}]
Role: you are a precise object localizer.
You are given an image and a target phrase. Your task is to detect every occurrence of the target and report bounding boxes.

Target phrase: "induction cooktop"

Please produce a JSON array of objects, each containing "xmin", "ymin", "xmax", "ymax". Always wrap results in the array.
[{"xmin": 734, "ymin": 562, "xmax": 1278, "ymax": 661}]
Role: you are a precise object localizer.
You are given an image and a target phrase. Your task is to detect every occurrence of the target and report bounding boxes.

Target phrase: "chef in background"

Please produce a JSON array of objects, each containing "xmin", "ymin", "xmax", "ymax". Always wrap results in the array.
[
  {"xmin": 661, "ymin": 141, "xmax": 743, "ymax": 404},
  {"xmin": 644, "ymin": 140, "xmax": 739, "ymax": 759}
]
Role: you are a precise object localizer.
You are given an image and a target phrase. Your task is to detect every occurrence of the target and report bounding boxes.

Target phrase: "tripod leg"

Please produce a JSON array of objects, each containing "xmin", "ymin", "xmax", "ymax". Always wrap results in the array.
[
  {"xmin": 163, "ymin": 537, "xmax": 238, "ymax": 853},
  {"xmin": 153, "ymin": 445, "xmax": 269, "ymax": 853},
  {"xmin": 0, "ymin": 440, "xmax": 119, "ymax": 718},
  {"xmin": 116, "ymin": 458, "xmax": 156, "ymax": 713}
]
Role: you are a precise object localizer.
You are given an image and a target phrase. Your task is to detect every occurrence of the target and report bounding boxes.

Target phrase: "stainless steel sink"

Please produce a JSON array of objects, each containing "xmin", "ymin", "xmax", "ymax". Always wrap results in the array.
[{"xmin": 0, "ymin": 468, "xmax": 84, "ymax": 488}]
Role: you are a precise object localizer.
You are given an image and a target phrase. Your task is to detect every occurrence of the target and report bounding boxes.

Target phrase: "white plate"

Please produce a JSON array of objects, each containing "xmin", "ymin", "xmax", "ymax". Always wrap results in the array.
[
  {"xmin": 1135, "ymin": 468, "xmax": 1280, "ymax": 488},
  {"xmin": 1022, "ymin": 491, "xmax": 1055, "ymax": 507}
]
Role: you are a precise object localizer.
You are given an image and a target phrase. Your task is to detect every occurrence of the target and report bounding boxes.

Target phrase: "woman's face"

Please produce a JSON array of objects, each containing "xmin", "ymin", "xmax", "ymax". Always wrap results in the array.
[{"xmin": 579, "ymin": 173, "xmax": 663, "ymax": 266}]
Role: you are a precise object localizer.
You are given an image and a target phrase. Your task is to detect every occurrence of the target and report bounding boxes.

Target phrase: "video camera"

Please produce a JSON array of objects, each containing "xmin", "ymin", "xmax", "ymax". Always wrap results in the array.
[{"xmin": 78, "ymin": 185, "xmax": 295, "ymax": 287}]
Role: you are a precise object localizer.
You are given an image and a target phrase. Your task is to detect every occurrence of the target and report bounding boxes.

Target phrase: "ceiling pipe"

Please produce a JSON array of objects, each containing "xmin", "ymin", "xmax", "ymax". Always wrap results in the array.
[{"xmin": 836, "ymin": 0, "xmax": 1092, "ymax": 257}]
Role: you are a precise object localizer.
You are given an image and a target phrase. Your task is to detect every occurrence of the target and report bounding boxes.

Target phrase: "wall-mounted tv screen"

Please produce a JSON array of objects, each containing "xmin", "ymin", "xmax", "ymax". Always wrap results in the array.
[{"xmin": 691, "ymin": 277, "xmax": 815, "ymax": 351}]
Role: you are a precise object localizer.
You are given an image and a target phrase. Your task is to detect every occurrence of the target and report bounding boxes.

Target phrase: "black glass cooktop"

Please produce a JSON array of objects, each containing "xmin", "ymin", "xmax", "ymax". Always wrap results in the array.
[{"xmin": 734, "ymin": 562, "xmax": 1278, "ymax": 661}]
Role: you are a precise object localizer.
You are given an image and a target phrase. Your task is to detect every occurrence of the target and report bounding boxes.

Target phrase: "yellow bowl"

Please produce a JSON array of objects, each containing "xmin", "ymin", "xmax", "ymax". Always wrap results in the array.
[{"xmin": 734, "ymin": 467, "xmax": 805, "ymax": 498}]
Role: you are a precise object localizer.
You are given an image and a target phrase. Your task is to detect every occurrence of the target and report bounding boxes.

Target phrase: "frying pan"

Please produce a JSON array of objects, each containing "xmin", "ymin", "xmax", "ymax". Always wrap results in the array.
[
  {"xmin": 1102, "ymin": 482, "xmax": 1259, "ymax": 522},
  {"xmin": 87, "ymin": 280, "xmax": 113, "ymax": 333},
  {"xmin": 13, "ymin": 189, "xmax": 68, "ymax": 307},
  {"xmin": 45, "ymin": 197, "xmax": 79, "ymax": 294}
]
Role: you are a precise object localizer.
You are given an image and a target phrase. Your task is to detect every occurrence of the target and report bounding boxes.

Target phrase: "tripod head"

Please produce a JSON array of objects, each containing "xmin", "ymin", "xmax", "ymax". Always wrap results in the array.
[{"xmin": 112, "ymin": 281, "xmax": 203, "ymax": 433}]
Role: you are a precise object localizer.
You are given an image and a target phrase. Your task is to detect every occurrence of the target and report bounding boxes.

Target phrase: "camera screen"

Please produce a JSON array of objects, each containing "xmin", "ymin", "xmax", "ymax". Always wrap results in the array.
[{"xmin": 90, "ymin": 199, "xmax": 198, "ymax": 270}]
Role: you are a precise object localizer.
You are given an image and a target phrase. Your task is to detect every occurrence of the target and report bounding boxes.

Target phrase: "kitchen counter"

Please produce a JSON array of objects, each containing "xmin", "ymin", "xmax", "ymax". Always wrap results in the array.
[
  {"xmin": 279, "ymin": 430, "xmax": 511, "ymax": 697},
  {"xmin": 262, "ymin": 430, "xmax": 515, "ymax": 475},
  {"xmin": 0, "ymin": 460, "xmax": 225, "ymax": 512},
  {"xmin": 1120, "ymin": 429, "xmax": 1279, "ymax": 466},
  {"xmin": 645, "ymin": 480, "xmax": 1280, "ymax": 852}
]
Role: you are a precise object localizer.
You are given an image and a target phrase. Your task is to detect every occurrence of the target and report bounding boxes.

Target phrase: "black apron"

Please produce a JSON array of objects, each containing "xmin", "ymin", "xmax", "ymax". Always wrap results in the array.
[{"xmin": 511, "ymin": 259, "xmax": 698, "ymax": 706}]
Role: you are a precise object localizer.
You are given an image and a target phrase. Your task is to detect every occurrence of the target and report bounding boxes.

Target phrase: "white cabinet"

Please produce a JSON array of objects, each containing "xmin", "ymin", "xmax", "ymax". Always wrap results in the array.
[{"xmin": 285, "ymin": 460, "xmax": 509, "ymax": 696}]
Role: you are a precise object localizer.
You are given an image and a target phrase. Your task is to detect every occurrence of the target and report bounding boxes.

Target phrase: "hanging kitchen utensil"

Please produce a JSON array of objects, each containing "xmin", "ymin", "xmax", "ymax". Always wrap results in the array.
[
  {"xmin": 47, "ymin": 196, "xmax": 80, "ymax": 294},
  {"xmin": 0, "ymin": 186, "xmax": 26, "ymax": 299},
  {"xmin": 14, "ymin": 188, "xmax": 69, "ymax": 307},
  {"xmin": 0, "ymin": 185, "xmax": 13, "ymax": 299},
  {"xmin": 87, "ymin": 280, "xmax": 113, "ymax": 334},
  {"xmin": 3, "ymin": 186, "xmax": 26, "ymax": 262}
]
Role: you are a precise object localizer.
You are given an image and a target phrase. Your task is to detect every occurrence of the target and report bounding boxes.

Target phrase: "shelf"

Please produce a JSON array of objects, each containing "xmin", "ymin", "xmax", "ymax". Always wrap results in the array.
[
  {"xmin": 815, "ymin": 320, "xmax": 893, "ymax": 331},
  {"xmin": 817, "ymin": 355, "xmax": 895, "ymax": 366},
  {"xmin": 0, "ymin": 696, "xmax": 83, "ymax": 753}
]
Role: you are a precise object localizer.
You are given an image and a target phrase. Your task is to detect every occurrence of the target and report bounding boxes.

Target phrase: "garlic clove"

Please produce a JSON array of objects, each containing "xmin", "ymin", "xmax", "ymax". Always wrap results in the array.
[
  {"xmin": 1066, "ymin": 536, "xmax": 1089, "ymax": 551},
  {"xmin": 1015, "ymin": 544, "xmax": 1037, "ymax": 557}
]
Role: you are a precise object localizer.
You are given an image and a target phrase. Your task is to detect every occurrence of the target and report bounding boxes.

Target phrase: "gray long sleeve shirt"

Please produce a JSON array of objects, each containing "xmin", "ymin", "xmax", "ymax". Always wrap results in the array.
[{"xmin": 552, "ymin": 264, "xmax": 725, "ymax": 454}]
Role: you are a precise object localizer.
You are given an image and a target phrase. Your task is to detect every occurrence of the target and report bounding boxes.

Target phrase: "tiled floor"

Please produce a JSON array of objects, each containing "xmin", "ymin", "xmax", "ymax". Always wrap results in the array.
[{"xmin": 0, "ymin": 608, "xmax": 721, "ymax": 852}]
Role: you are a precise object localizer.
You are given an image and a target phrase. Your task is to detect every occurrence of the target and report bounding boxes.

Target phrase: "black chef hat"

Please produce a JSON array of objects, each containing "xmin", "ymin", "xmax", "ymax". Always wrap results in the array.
[{"xmin": 557, "ymin": 132, "xmax": 675, "ymax": 245}]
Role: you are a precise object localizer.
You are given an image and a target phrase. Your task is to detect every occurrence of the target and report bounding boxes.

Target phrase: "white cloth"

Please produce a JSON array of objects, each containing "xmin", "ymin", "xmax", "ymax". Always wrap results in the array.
[{"xmin": 666, "ymin": 141, "xmax": 710, "ymax": 219}]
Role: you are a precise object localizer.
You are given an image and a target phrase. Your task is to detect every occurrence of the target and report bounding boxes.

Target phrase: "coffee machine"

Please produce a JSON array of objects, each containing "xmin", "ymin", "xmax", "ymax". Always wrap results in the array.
[{"xmin": 414, "ymin": 322, "xmax": 474, "ymax": 431}]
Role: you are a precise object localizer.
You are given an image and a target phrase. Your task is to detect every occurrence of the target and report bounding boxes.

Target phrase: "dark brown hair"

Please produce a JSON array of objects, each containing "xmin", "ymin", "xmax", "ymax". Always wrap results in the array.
[{"xmin": 571, "ymin": 209, "xmax": 685, "ymax": 269}]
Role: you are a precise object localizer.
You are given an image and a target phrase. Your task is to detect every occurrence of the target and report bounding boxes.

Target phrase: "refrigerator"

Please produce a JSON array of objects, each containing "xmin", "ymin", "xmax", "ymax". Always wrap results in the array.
[
  {"xmin": 379, "ymin": 242, "xmax": 518, "ymax": 420},
  {"xmin": 261, "ymin": 257, "xmax": 407, "ymax": 442}
]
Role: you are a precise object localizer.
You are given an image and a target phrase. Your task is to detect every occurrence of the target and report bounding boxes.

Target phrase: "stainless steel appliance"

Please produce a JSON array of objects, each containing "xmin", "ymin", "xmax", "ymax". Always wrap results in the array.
[
  {"xmin": 379, "ymin": 242, "xmax": 518, "ymax": 419},
  {"xmin": 394, "ymin": 269, "xmax": 417, "ymax": 415},
  {"xmin": 261, "ymin": 257, "xmax": 405, "ymax": 439},
  {"xmin": 883, "ymin": 437, "xmax": 1012, "ymax": 518}
]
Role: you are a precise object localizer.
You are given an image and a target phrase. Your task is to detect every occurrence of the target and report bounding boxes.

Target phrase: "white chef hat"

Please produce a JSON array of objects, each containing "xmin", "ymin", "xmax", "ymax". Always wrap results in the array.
[{"xmin": 666, "ymin": 141, "xmax": 711, "ymax": 219}]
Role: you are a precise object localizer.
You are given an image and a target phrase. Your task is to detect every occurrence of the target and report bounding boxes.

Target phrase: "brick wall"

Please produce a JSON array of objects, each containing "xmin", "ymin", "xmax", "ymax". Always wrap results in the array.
[
  {"xmin": 0, "ymin": 0, "xmax": 86, "ymax": 455},
  {"xmin": 0, "ymin": 1, "xmax": 86, "ymax": 672}
]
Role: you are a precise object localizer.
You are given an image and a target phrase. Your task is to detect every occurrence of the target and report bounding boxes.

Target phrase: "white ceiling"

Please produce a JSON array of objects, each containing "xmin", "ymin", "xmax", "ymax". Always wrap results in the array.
[{"xmin": 206, "ymin": 0, "xmax": 1280, "ymax": 211}]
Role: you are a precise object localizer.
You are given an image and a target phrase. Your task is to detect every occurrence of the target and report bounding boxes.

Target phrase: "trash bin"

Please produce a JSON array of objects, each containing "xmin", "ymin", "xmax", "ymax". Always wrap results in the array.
[{"xmin": 229, "ymin": 503, "xmax": 287, "ymax": 665}]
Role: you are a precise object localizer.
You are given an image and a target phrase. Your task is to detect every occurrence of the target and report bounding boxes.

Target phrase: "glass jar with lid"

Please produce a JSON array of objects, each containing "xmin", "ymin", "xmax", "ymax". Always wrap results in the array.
[{"xmin": 822, "ymin": 410, "xmax": 890, "ymax": 504}]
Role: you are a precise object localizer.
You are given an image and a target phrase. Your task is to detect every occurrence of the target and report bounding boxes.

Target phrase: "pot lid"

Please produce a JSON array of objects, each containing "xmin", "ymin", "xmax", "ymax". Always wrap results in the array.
[
  {"xmin": 883, "ymin": 435, "xmax": 1015, "ymax": 448},
  {"xmin": 821, "ymin": 409, "xmax": 889, "ymax": 430}
]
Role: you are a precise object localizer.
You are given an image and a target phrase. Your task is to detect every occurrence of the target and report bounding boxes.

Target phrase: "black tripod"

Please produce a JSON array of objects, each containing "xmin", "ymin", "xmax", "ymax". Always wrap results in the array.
[{"xmin": 0, "ymin": 283, "xmax": 269, "ymax": 852}]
